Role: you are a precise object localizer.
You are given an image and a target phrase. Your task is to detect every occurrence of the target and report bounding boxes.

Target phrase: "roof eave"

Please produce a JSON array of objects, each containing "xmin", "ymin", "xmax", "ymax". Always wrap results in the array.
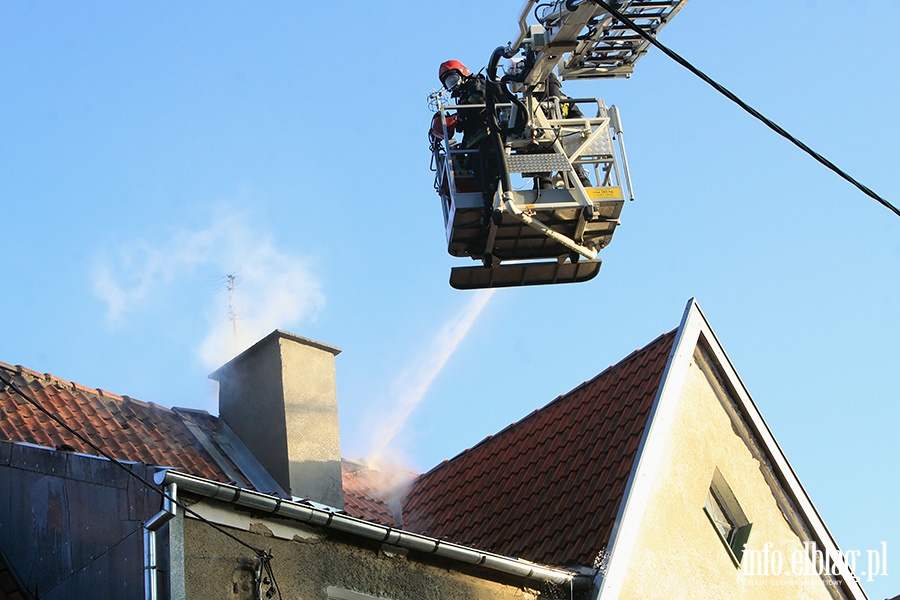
[{"xmin": 156, "ymin": 469, "xmax": 588, "ymax": 588}]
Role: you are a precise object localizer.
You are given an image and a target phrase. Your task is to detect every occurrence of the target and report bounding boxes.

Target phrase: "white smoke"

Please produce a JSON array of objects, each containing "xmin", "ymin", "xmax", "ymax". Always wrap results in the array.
[
  {"xmin": 92, "ymin": 232, "xmax": 215, "ymax": 325},
  {"xmin": 91, "ymin": 204, "xmax": 325, "ymax": 370},
  {"xmin": 366, "ymin": 289, "xmax": 495, "ymax": 465}
]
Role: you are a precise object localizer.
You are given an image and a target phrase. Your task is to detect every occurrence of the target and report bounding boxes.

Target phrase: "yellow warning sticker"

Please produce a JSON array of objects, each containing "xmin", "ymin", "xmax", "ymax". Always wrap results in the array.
[{"xmin": 585, "ymin": 187, "xmax": 623, "ymax": 199}]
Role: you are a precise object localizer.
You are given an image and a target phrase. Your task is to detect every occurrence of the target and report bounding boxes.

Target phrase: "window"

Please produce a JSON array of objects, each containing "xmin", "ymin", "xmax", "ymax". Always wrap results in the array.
[{"xmin": 703, "ymin": 468, "xmax": 752, "ymax": 565}]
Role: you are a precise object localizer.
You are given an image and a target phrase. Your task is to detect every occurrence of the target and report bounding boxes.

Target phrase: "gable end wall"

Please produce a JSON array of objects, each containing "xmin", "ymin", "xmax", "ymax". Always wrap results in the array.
[{"xmin": 615, "ymin": 348, "xmax": 847, "ymax": 599}]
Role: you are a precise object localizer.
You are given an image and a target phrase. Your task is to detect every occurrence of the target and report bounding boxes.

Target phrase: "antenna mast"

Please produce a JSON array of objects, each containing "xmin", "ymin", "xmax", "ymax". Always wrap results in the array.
[{"xmin": 226, "ymin": 272, "xmax": 238, "ymax": 339}]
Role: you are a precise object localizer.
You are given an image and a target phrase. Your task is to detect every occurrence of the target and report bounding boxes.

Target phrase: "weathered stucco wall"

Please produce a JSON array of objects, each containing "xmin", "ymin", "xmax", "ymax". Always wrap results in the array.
[
  {"xmin": 180, "ymin": 511, "xmax": 565, "ymax": 600},
  {"xmin": 279, "ymin": 336, "xmax": 343, "ymax": 508},
  {"xmin": 617, "ymin": 347, "xmax": 845, "ymax": 599}
]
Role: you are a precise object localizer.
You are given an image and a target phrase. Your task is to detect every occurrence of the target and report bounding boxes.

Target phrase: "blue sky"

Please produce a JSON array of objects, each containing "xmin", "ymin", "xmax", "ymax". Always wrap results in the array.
[{"xmin": 2, "ymin": 2, "xmax": 897, "ymax": 596}]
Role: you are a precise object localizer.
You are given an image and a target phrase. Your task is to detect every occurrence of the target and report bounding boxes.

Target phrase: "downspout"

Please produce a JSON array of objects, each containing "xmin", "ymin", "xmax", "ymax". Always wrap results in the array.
[{"xmin": 144, "ymin": 483, "xmax": 178, "ymax": 600}]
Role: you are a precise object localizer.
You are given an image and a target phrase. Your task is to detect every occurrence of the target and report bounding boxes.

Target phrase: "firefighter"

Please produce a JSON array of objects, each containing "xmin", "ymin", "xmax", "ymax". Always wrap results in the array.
[
  {"xmin": 534, "ymin": 72, "xmax": 592, "ymax": 188},
  {"xmin": 438, "ymin": 60, "xmax": 501, "ymax": 208}
]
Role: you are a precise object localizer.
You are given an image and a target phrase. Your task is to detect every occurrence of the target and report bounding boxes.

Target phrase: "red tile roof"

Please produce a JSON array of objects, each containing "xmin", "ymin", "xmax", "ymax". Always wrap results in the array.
[
  {"xmin": 0, "ymin": 361, "xmax": 404, "ymax": 521},
  {"xmin": 0, "ymin": 362, "xmax": 232, "ymax": 483},
  {"xmin": 341, "ymin": 460, "xmax": 417, "ymax": 527},
  {"xmin": 1, "ymin": 329, "xmax": 676, "ymax": 570},
  {"xmin": 400, "ymin": 330, "xmax": 676, "ymax": 568}
]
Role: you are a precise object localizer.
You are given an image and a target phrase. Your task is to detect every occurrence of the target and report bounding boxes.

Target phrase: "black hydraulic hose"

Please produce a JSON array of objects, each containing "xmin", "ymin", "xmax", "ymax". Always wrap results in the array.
[
  {"xmin": 486, "ymin": 46, "xmax": 528, "ymax": 136},
  {"xmin": 485, "ymin": 47, "xmax": 516, "ymax": 199},
  {"xmin": 498, "ymin": 77, "xmax": 528, "ymax": 135},
  {"xmin": 485, "ymin": 46, "xmax": 506, "ymax": 133}
]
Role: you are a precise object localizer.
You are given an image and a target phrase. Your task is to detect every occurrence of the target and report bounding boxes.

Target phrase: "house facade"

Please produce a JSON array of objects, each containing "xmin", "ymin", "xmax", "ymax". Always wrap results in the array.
[
  {"xmin": 0, "ymin": 300, "xmax": 870, "ymax": 599},
  {"xmin": 601, "ymin": 305, "xmax": 858, "ymax": 599}
]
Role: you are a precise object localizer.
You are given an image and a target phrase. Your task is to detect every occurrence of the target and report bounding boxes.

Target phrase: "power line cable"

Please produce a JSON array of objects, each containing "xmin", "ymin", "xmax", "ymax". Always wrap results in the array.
[
  {"xmin": 590, "ymin": 0, "xmax": 900, "ymax": 219},
  {"xmin": 0, "ymin": 369, "xmax": 282, "ymax": 599}
]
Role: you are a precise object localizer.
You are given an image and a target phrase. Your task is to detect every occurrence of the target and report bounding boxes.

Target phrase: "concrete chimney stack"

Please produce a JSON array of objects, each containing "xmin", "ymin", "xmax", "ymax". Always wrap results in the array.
[{"xmin": 210, "ymin": 330, "xmax": 343, "ymax": 509}]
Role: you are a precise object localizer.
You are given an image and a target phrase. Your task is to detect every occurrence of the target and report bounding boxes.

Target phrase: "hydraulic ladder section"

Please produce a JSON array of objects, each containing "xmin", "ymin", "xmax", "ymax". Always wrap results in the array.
[{"xmin": 519, "ymin": 0, "xmax": 689, "ymax": 84}]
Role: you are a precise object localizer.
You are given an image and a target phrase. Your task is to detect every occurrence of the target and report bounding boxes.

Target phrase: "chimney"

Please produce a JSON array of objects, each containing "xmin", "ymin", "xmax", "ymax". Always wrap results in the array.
[{"xmin": 210, "ymin": 330, "xmax": 343, "ymax": 509}]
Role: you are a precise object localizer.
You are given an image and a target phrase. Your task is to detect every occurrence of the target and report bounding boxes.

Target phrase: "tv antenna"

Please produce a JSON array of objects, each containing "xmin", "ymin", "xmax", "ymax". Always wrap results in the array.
[{"xmin": 225, "ymin": 270, "xmax": 242, "ymax": 339}]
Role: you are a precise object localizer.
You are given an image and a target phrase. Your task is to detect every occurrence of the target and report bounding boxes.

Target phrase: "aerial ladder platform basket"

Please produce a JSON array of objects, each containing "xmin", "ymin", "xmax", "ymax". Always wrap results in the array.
[{"xmin": 429, "ymin": 0, "xmax": 688, "ymax": 290}]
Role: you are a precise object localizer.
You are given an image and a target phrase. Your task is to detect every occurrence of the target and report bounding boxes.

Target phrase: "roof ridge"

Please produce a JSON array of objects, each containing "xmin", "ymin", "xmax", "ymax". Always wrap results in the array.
[
  {"xmin": 342, "ymin": 458, "xmax": 420, "ymax": 478},
  {"xmin": 416, "ymin": 329, "xmax": 677, "ymax": 481},
  {"xmin": 0, "ymin": 359, "xmax": 255, "ymax": 489},
  {"xmin": 0, "ymin": 358, "xmax": 183, "ymax": 416},
  {"xmin": 0, "ymin": 361, "xmax": 44, "ymax": 379},
  {"xmin": 564, "ymin": 329, "xmax": 676, "ymax": 396}
]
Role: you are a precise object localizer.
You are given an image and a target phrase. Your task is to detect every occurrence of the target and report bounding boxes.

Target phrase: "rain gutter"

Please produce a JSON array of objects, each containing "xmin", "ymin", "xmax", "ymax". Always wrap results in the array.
[{"xmin": 155, "ymin": 470, "xmax": 584, "ymax": 587}]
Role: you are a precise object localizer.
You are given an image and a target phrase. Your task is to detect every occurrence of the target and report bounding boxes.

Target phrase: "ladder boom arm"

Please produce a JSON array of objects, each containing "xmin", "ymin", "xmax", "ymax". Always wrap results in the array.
[{"xmin": 513, "ymin": 0, "xmax": 689, "ymax": 88}]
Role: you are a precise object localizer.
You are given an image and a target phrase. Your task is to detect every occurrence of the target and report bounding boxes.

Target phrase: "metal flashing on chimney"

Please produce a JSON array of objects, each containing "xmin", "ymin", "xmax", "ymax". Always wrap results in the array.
[
  {"xmin": 214, "ymin": 420, "xmax": 288, "ymax": 497},
  {"xmin": 175, "ymin": 409, "xmax": 288, "ymax": 497}
]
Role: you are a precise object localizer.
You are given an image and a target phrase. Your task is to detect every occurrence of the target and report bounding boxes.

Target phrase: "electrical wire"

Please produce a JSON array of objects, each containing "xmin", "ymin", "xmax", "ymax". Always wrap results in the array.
[
  {"xmin": 590, "ymin": 0, "xmax": 900, "ymax": 219},
  {"xmin": 260, "ymin": 552, "xmax": 283, "ymax": 599},
  {"xmin": 0, "ymin": 369, "xmax": 282, "ymax": 599}
]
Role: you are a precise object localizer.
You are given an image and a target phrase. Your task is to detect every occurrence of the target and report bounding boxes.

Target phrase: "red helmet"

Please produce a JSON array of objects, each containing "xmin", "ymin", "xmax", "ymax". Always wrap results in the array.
[{"xmin": 439, "ymin": 60, "xmax": 470, "ymax": 86}]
